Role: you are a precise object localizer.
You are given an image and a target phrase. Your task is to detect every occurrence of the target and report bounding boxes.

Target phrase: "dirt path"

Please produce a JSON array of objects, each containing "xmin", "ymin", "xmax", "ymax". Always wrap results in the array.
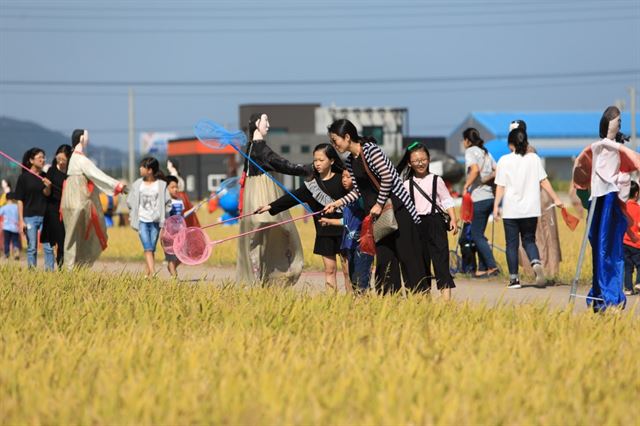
[{"xmin": 91, "ymin": 260, "xmax": 640, "ymax": 313}]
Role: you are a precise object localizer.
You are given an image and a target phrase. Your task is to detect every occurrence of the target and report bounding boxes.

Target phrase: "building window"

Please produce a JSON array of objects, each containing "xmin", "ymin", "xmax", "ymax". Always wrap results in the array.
[
  {"xmin": 281, "ymin": 145, "xmax": 290, "ymax": 154},
  {"xmin": 300, "ymin": 145, "xmax": 310, "ymax": 154},
  {"xmin": 362, "ymin": 126, "xmax": 383, "ymax": 144}
]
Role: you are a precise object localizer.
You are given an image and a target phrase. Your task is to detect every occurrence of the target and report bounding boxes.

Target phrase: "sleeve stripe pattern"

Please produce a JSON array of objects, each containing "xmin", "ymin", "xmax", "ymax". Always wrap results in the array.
[{"xmin": 340, "ymin": 144, "xmax": 420, "ymax": 224}]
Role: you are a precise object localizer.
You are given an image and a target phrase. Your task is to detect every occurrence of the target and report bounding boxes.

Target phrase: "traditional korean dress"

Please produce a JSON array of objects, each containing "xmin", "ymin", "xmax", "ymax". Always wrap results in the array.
[
  {"xmin": 61, "ymin": 151, "xmax": 124, "ymax": 269},
  {"xmin": 236, "ymin": 139, "xmax": 310, "ymax": 286},
  {"xmin": 573, "ymin": 138, "xmax": 640, "ymax": 311}
]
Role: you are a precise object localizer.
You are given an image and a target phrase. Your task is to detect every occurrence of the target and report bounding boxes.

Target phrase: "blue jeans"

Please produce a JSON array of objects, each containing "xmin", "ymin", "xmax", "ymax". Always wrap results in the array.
[
  {"xmin": 623, "ymin": 244, "xmax": 640, "ymax": 291},
  {"xmin": 503, "ymin": 217, "xmax": 540, "ymax": 276},
  {"xmin": 138, "ymin": 221, "xmax": 160, "ymax": 252},
  {"xmin": 24, "ymin": 216, "xmax": 54, "ymax": 270},
  {"xmin": 470, "ymin": 199, "xmax": 497, "ymax": 271},
  {"xmin": 344, "ymin": 248, "xmax": 374, "ymax": 292}
]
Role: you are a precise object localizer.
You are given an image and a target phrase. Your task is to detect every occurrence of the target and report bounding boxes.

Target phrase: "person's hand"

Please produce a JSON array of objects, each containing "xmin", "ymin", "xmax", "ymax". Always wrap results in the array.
[
  {"xmin": 324, "ymin": 201, "xmax": 341, "ymax": 214},
  {"xmin": 254, "ymin": 205, "xmax": 271, "ymax": 214},
  {"xmin": 462, "ymin": 184, "xmax": 470, "ymax": 194},
  {"xmin": 492, "ymin": 207, "xmax": 500, "ymax": 221},
  {"xmin": 554, "ymin": 199, "xmax": 564, "ymax": 209},
  {"xmin": 449, "ymin": 220, "xmax": 459, "ymax": 235},
  {"xmin": 369, "ymin": 203, "xmax": 383, "ymax": 218},
  {"xmin": 121, "ymin": 184, "xmax": 129, "ymax": 195},
  {"xmin": 42, "ymin": 178, "xmax": 52, "ymax": 188},
  {"xmin": 319, "ymin": 217, "xmax": 331, "ymax": 227}
]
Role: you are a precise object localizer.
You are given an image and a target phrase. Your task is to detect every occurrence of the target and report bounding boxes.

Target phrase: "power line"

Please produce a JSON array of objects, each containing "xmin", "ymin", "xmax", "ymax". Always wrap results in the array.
[
  {"xmin": 1, "ymin": 0, "xmax": 636, "ymax": 12},
  {"xmin": 1, "ymin": 14, "xmax": 637, "ymax": 33},
  {"xmin": 0, "ymin": 76, "xmax": 634, "ymax": 97},
  {"xmin": 1, "ymin": 69, "xmax": 638, "ymax": 88},
  {"xmin": 2, "ymin": 4, "xmax": 636, "ymax": 21}
]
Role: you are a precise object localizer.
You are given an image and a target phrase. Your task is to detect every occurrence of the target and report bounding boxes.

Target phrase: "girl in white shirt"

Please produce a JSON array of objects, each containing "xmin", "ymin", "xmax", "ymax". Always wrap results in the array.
[{"xmin": 493, "ymin": 129, "xmax": 563, "ymax": 289}]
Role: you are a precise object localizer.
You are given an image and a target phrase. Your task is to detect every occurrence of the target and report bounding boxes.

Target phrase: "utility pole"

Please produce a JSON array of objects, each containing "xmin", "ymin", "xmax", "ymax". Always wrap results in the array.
[
  {"xmin": 128, "ymin": 87, "xmax": 135, "ymax": 184},
  {"xmin": 630, "ymin": 86, "xmax": 637, "ymax": 152}
]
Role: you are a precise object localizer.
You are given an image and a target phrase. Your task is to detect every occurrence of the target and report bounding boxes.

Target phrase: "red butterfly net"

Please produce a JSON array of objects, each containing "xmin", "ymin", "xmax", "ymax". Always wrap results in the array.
[
  {"xmin": 461, "ymin": 192, "xmax": 474, "ymax": 223},
  {"xmin": 161, "ymin": 215, "xmax": 187, "ymax": 255},
  {"xmin": 172, "ymin": 211, "xmax": 322, "ymax": 266},
  {"xmin": 561, "ymin": 207, "xmax": 580, "ymax": 231}
]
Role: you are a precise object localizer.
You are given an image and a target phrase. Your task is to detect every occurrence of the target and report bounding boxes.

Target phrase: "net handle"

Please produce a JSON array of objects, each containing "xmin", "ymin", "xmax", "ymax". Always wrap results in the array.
[
  {"xmin": 0, "ymin": 149, "xmax": 61, "ymax": 190},
  {"xmin": 212, "ymin": 210, "xmax": 322, "ymax": 245},
  {"xmin": 201, "ymin": 211, "xmax": 257, "ymax": 230},
  {"xmin": 229, "ymin": 141, "xmax": 313, "ymax": 213}
]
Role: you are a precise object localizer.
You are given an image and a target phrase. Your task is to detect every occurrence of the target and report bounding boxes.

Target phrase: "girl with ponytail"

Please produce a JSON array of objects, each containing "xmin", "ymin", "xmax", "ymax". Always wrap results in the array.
[
  {"xmin": 461, "ymin": 127, "xmax": 499, "ymax": 278},
  {"xmin": 493, "ymin": 128, "xmax": 563, "ymax": 289}
]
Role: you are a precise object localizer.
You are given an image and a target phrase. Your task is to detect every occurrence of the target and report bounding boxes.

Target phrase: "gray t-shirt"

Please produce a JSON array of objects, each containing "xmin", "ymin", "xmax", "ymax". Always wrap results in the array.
[{"xmin": 465, "ymin": 146, "xmax": 496, "ymax": 202}]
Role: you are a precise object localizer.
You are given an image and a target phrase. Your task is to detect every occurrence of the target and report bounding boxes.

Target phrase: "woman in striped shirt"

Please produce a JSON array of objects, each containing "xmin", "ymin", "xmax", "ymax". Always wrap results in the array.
[{"xmin": 324, "ymin": 119, "xmax": 427, "ymax": 294}]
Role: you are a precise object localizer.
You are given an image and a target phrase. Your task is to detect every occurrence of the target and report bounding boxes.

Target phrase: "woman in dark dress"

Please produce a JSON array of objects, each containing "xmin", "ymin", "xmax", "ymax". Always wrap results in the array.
[
  {"xmin": 257, "ymin": 144, "xmax": 350, "ymax": 292},
  {"xmin": 41, "ymin": 144, "xmax": 72, "ymax": 269}
]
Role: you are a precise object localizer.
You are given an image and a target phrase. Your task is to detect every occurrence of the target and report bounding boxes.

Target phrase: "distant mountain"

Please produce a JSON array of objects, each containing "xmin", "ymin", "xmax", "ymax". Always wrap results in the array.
[{"xmin": 0, "ymin": 116, "xmax": 127, "ymax": 175}]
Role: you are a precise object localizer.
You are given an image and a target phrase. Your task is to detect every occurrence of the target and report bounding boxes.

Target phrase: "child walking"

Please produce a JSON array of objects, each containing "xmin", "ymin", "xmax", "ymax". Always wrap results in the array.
[
  {"xmin": 163, "ymin": 175, "xmax": 183, "ymax": 278},
  {"xmin": 397, "ymin": 142, "xmax": 458, "ymax": 300},
  {"xmin": 319, "ymin": 169, "xmax": 374, "ymax": 294},
  {"xmin": 127, "ymin": 157, "xmax": 171, "ymax": 278},
  {"xmin": 0, "ymin": 192, "xmax": 21, "ymax": 260},
  {"xmin": 623, "ymin": 181, "xmax": 640, "ymax": 295},
  {"xmin": 256, "ymin": 143, "xmax": 351, "ymax": 292}
]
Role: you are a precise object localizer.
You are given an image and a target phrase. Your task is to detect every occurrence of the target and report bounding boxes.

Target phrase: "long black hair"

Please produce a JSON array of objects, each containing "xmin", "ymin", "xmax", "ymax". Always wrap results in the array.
[
  {"xmin": 327, "ymin": 119, "xmax": 377, "ymax": 145},
  {"xmin": 71, "ymin": 129, "xmax": 85, "ymax": 149},
  {"xmin": 139, "ymin": 156, "xmax": 164, "ymax": 180},
  {"xmin": 396, "ymin": 142, "xmax": 430, "ymax": 179},
  {"xmin": 463, "ymin": 127, "xmax": 487, "ymax": 153},
  {"xmin": 248, "ymin": 112, "xmax": 266, "ymax": 140},
  {"xmin": 52, "ymin": 144, "xmax": 72, "ymax": 168},
  {"xmin": 312, "ymin": 143, "xmax": 345, "ymax": 176},
  {"xmin": 508, "ymin": 128, "xmax": 529, "ymax": 156},
  {"xmin": 599, "ymin": 106, "xmax": 620, "ymax": 139},
  {"xmin": 21, "ymin": 147, "xmax": 45, "ymax": 173}
]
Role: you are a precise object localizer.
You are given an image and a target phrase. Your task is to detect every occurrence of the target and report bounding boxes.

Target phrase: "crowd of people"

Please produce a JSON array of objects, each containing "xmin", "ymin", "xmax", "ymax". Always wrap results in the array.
[{"xmin": 0, "ymin": 106, "xmax": 637, "ymax": 311}]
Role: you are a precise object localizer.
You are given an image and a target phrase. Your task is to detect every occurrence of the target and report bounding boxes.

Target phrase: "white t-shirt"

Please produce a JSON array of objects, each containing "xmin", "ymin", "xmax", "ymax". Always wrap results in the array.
[
  {"xmin": 495, "ymin": 152, "xmax": 547, "ymax": 219},
  {"xmin": 138, "ymin": 180, "xmax": 161, "ymax": 223},
  {"xmin": 465, "ymin": 146, "xmax": 496, "ymax": 202}
]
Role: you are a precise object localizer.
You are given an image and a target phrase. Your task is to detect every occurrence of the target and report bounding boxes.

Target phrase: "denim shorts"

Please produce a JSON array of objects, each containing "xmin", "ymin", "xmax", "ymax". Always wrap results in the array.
[{"xmin": 138, "ymin": 221, "xmax": 160, "ymax": 252}]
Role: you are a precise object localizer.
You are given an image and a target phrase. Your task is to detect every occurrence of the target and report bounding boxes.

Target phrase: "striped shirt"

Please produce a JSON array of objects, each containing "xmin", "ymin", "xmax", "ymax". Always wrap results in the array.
[{"xmin": 339, "ymin": 143, "xmax": 420, "ymax": 223}]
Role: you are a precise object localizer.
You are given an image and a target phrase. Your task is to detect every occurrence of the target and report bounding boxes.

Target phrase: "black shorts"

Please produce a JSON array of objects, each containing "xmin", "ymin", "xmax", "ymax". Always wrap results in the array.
[{"xmin": 313, "ymin": 235, "xmax": 343, "ymax": 257}]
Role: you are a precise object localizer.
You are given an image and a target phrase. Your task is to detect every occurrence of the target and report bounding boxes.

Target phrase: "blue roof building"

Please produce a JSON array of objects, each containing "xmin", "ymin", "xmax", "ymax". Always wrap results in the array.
[{"xmin": 447, "ymin": 111, "xmax": 639, "ymax": 180}]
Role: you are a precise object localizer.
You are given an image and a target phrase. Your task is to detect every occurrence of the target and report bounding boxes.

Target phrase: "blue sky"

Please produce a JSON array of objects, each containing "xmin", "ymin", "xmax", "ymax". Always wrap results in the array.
[{"xmin": 1, "ymin": 0, "xmax": 638, "ymax": 151}]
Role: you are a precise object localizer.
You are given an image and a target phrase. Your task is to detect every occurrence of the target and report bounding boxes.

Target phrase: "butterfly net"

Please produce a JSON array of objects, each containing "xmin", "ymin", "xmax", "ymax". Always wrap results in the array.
[
  {"xmin": 161, "ymin": 215, "xmax": 187, "ymax": 255},
  {"xmin": 194, "ymin": 119, "xmax": 248, "ymax": 150},
  {"xmin": 173, "ymin": 227, "xmax": 213, "ymax": 266}
]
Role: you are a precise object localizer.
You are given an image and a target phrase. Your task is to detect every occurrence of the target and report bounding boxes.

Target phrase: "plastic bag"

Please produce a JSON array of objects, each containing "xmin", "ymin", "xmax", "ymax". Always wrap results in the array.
[
  {"xmin": 461, "ymin": 192, "xmax": 474, "ymax": 223},
  {"xmin": 359, "ymin": 215, "xmax": 376, "ymax": 256}
]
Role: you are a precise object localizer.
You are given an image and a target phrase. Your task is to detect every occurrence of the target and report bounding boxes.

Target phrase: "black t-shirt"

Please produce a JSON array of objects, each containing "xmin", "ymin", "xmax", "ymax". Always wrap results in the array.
[
  {"xmin": 14, "ymin": 171, "xmax": 48, "ymax": 217},
  {"xmin": 269, "ymin": 173, "xmax": 346, "ymax": 237},
  {"xmin": 46, "ymin": 165, "xmax": 67, "ymax": 206}
]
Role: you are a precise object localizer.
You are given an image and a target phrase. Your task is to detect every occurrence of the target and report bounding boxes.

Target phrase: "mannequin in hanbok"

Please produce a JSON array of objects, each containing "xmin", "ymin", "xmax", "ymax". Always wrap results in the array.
[
  {"xmin": 61, "ymin": 129, "xmax": 127, "ymax": 269},
  {"xmin": 572, "ymin": 106, "xmax": 640, "ymax": 311},
  {"xmin": 236, "ymin": 113, "xmax": 311, "ymax": 285}
]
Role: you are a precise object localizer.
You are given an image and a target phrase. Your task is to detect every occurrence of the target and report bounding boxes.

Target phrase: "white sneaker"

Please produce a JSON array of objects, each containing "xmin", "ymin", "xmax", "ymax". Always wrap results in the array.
[
  {"xmin": 532, "ymin": 263, "xmax": 545, "ymax": 287},
  {"xmin": 507, "ymin": 279, "xmax": 522, "ymax": 289}
]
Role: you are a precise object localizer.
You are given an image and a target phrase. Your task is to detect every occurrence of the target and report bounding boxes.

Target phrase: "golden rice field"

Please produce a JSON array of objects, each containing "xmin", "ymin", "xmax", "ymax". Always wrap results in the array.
[
  {"xmin": 1, "ymin": 263, "xmax": 638, "ymax": 425},
  {"xmin": 103, "ymin": 205, "xmax": 592, "ymax": 285}
]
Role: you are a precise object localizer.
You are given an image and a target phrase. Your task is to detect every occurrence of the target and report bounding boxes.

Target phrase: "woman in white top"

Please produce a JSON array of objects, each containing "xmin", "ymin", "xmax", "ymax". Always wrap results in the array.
[
  {"xmin": 493, "ymin": 128, "xmax": 563, "ymax": 289},
  {"xmin": 397, "ymin": 142, "xmax": 458, "ymax": 299},
  {"xmin": 462, "ymin": 128, "xmax": 499, "ymax": 278}
]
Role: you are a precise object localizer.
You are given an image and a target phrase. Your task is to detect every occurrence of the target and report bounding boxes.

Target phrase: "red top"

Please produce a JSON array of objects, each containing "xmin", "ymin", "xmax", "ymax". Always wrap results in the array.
[{"xmin": 623, "ymin": 199, "xmax": 640, "ymax": 249}]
